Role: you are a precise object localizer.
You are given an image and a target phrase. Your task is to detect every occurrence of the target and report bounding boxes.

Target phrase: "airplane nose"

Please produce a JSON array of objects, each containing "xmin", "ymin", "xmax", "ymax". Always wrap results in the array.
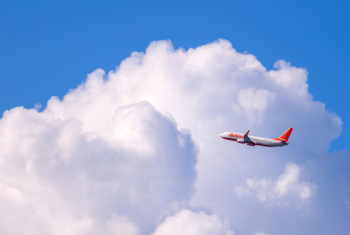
[{"xmin": 219, "ymin": 133, "xmax": 225, "ymax": 138}]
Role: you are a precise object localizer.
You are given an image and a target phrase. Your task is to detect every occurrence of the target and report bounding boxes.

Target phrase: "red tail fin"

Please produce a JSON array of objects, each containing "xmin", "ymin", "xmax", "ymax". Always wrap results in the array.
[{"xmin": 274, "ymin": 128, "xmax": 293, "ymax": 142}]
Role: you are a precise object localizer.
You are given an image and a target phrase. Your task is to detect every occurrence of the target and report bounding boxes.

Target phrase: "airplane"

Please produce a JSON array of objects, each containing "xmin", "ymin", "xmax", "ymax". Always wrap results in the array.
[{"xmin": 219, "ymin": 128, "xmax": 293, "ymax": 147}]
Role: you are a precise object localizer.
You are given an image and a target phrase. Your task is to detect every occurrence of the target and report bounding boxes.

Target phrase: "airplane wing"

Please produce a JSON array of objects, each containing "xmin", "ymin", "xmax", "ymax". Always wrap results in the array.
[{"xmin": 243, "ymin": 130, "xmax": 254, "ymax": 143}]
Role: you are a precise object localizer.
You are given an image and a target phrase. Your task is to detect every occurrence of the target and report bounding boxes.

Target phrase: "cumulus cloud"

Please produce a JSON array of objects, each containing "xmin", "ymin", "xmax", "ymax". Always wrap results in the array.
[
  {"xmin": 105, "ymin": 215, "xmax": 139, "ymax": 235},
  {"xmin": 0, "ymin": 39, "xmax": 349, "ymax": 235},
  {"xmin": 0, "ymin": 102, "xmax": 197, "ymax": 234},
  {"xmin": 233, "ymin": 88, "xmax": 275, "ymax": 123},
  {"xmin": 234, "ymin": 162, "xmax": 315, "ymax": 205},
  {"xmin": 153, "ymin": 210, "xmax": 234, "ymax": 235}
]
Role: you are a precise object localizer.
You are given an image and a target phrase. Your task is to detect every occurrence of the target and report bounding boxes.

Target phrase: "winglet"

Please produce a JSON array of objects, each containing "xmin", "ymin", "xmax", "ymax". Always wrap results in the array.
[{"xmin": 245, "ymin": 130, "xmax": 250, "ymax": 136}]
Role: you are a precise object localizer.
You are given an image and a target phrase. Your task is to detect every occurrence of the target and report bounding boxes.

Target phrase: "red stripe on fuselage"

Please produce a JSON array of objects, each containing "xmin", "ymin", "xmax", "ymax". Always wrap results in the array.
[
  {"xmin": 221, "ymin": 137, "xmax": 237, "ymax": 141},
  {"xmin": 254, "ymin": 143, "xmax": 274, "ymax": 147}
]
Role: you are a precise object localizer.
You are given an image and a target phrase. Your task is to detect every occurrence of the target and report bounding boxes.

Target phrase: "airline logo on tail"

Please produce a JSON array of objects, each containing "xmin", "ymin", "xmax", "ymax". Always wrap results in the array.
[{"xmin": 219, "ymin": 128, "xmax": 293, "ymax": 147}]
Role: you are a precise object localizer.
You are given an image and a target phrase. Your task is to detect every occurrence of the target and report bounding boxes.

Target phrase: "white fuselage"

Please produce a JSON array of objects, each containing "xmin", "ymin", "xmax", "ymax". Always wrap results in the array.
[{"xmin": 219, "ymin": 132, "xmax": 287, "ymax": 147}]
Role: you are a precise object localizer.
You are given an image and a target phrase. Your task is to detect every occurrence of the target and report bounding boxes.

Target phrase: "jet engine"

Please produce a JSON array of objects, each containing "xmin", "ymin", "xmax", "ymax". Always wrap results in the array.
[{"xmin": 237, "ymin": 138, "xmax": 245, "ymax": 144}]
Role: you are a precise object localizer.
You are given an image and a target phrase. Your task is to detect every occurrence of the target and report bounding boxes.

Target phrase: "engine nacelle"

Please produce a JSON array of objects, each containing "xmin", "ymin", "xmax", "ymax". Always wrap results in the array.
[
  {"xmin": 237, "ymin": 138, "xmax": 245, "ymax": 144},
  {"xmin": 246, "ymin": 143, "xmax": 255, "ymax": 146}
]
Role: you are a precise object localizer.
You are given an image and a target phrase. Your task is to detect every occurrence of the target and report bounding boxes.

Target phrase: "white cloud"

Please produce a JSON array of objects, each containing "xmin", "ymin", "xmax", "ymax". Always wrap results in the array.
[
  {"xmin": 105, "ymin": 215, "xmax": 139, "ymax": 235},
  {"xmin": 274, "ymin": 163, "xmax": 312, "ymax": 199},
  {"xmin": 0, "ymin": 39, "xmax": 349, "ymax": 235},
  {"xmin": 153, "ymin": 210, "xmax": 234, "ymax": 235},
  {"xmin": 0, "ymin": 102, "xmax": 197, "ymax": 234},
  {"xmin": 233, "ymin": 88, "xmax": 275, "ymax": 123},
  {"xmin": 234, "ymin": 162, "xmax": 315, "ymax": 205},
  {"xmin": 34, "ymin": 103, "xmax": 42, "ymax": 110},
  {"xmin": 0, "ymin": 182, "xmax": 24, "ymax": 204}
]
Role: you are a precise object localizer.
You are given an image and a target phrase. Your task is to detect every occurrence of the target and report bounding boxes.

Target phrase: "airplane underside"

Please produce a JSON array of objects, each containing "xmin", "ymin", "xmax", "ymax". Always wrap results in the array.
[{"xmin": 221, "ymin": 137, "xmax": 275, "ymax": 147}]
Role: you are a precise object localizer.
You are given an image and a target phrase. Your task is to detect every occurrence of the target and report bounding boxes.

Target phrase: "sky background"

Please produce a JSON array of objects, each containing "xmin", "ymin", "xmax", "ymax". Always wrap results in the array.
[
  {"xmin": 1, "ymin": 1, "xmax": 350, "ymax": 235},
  {"xmin": 0, "ymin": 0, "xmax": 349, "ymax": 151}
]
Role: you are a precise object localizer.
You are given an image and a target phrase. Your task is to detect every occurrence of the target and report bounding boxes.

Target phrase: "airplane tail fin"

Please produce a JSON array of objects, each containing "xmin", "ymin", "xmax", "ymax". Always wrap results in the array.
[{"xmin": 274, "ymin": 128, "xmax": 293, "ymax": 143}]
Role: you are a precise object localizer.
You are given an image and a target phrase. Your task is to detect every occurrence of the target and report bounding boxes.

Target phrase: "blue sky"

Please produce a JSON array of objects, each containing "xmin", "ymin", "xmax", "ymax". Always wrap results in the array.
[{"xmin": 1, "ymin": 0, "xmax": 349, "ymax": 151}]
